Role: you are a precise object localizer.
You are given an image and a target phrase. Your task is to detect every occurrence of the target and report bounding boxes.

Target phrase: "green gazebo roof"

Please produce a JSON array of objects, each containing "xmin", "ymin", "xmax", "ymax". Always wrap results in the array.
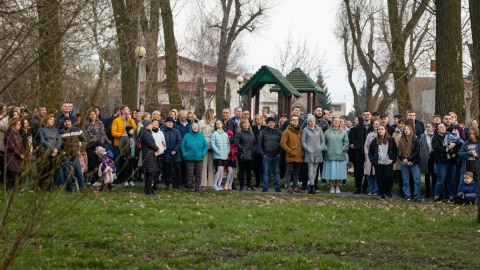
[
  {"xmin": 270, "ymin": 68, "xmax": 324, "ymax": 94},
  {"xmin": 238, "ymin": 66, "xmax": 301, "ymax": 97}
]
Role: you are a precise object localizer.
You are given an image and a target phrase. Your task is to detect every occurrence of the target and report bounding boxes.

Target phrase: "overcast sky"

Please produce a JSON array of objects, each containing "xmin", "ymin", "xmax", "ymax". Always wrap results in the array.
[
  {"xmin": 242, "ymin": 0, "xmax": 354, "ymax": 112},
  {"xmin": 175, "ymin": 0, "xmax": 354, "ymax": 112}
]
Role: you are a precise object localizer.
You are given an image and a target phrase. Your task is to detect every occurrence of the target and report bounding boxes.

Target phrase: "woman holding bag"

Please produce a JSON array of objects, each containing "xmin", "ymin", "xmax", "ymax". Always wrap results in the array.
[{"xmin": 234, "ymin": 118, "xmax": 257, "ymax": 191}]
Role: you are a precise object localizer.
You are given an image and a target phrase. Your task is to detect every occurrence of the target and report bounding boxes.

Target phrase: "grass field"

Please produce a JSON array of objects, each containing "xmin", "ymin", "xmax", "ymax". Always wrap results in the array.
[{"xmin": 2, "ymin": 184, "xmax": 480, "ymax": 269}]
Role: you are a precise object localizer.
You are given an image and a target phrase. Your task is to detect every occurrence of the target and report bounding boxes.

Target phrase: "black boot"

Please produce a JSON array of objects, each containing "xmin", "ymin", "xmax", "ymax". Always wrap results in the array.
[{"xmin": 308, "ymin": 185, "xmax": 315, "ymax": 194}]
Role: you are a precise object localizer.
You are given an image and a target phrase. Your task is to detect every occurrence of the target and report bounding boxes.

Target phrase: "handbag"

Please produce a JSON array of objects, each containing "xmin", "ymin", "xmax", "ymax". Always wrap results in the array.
[{"xmin": 241, "ymin": 149, "xmax": 252, "ymax": 161}]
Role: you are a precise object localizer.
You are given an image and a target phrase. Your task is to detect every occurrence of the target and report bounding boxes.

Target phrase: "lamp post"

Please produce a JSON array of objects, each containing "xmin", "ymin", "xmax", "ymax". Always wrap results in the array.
[
  {"xmin": 236, "ymin": 75, "xmax": 244, "ymax": 107},
  {"xmin": 135, "ymin": 46, "xmax": 146, "ymax": 110}
]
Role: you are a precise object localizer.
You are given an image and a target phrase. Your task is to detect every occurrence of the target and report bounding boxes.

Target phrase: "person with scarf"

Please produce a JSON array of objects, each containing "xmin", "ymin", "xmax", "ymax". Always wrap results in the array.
[
  {"xmin": 419, "ymin": 122, "xmax": 437, "ymax": 198},
  {"xmin": 364, "ymin": 120, "xmax": 380, "ymax": 196}
]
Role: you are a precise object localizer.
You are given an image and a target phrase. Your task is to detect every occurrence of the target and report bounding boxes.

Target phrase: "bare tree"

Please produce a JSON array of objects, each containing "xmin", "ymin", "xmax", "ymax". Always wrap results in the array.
[
  {"xmin": 387, "ymin": 0, "xmax": 431, "ymax": 114},
  {"xmin": 274, "ymin": 32, "xmax": 325, "ymax": 77},
  {"xmin": 110, "ymin": 0, "xmax": 142, "ymax": 110},
  {"xmin": 468, "ymin": 0, "xmax": 480, "ymax": 222},
  {"xmin": 338, "ymin": 0, "xmax": 433, "ymax": 115},
  {"xmin": 160, "ymin": 0, "xmax": 182, "ymax": 110},
  {"xmin": 207, "ymin": 0, "xmax": 274, "ymax": 115},
  {"xmin": 435, "ymin": 0, "xmax": 464, "ymax": 121}
]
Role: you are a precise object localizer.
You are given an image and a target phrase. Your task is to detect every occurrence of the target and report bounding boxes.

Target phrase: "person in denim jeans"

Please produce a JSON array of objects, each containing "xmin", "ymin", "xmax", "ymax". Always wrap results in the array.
[
  {"xmin": 59, "ymin": 117, "xmax": 87, "ymax": 193},
  {"xmin": 257, "ymin": 117, "xmax": 283, "ymax": 192},
  {"xmin": 398, "ymin": 124, "xmax": 422, "ymax": 201},
  {"xmin": 432, "ymin": 123, "xmax": 463, "ymax": 203}
]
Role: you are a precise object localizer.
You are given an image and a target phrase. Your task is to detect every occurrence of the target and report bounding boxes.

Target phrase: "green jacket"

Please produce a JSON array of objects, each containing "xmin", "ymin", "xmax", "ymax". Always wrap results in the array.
[{"xmin": 324, "ymin": 128, "xmax": 349, "ymax": 161}]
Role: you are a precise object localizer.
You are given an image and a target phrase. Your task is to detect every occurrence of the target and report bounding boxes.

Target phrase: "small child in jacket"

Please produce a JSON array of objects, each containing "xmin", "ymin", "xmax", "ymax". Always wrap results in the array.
[
  {"xmin": 224, "ymin": 130, "xmax": 238, "ymax": 190},
  {"xmin": 94, "ymin": 146, "xmax": 116, "ymax": 194},
  {"xmin": 453, "ymin": 171, "xmax": 478, "ymax": 205},
  {"xmin": 120, "ymin": 126, "xmax": 137, "ymax": 186},
  {"xmin": 443, "ymin": 131, "xmax": 462, "ymax": 159}
]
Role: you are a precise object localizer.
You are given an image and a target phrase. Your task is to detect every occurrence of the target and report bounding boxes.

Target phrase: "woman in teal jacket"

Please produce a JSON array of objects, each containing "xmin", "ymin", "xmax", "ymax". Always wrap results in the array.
[
  {"xmin": 211, "ymin": 120, "xmax": 230, "ymax": 190},
  {"xmin": 181, "ymin": 122, "xmax": 208, "ymax": 191},
  {"xmin": 323, "ymin": 117, "xmax": 349, "ymax": 194}
]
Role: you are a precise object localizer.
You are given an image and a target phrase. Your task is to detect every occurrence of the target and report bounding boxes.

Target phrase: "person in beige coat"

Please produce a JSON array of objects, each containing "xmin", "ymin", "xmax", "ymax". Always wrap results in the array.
[
  {"xmin": 364, "ymin": 120, "xmax": 380, "ymax": 195},
  {"xmin": 280, "ymin": 115, "xmax": 304, "ymax": 194}
]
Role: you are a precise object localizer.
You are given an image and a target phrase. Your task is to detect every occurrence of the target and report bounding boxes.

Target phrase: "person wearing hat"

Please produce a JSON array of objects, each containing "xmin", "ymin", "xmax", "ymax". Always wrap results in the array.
[
  {"xmin": 161, "ymin": 116, "xmax": 182, "ymax": 189},
  {"xmin": 59, "ymin": 116, "xmax": 87, "ymax": 193},
  {"xmin": 181, "ymin": 122, "xmax": 208, "ymax": 191},
  {"xmin": 371, "ymin": 111, "xmax": 380, "ymax": 122},
  {"xmin": 301, "ymin": 114, "xmax": 325, "ymax": 194},
  {"xmin": 257, "ymin": 116, "xmax": 283, "ymax": 192},
  {"xmin": 280, "ymin": 114, "xmax": 304, "ymax": 194},
  {"xmin": 139, "ymin": 119, "xmax": 160, "ymax": 195}
]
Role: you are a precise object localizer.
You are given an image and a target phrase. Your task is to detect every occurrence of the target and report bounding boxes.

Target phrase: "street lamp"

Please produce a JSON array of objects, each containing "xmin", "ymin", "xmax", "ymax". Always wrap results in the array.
[
  {"xmin": 236, "ymin": 75, "xmax": 244, "ymax": 107},
  {"xmin": 135, "ymin": 46, "xmax": 146, "ymax": 110}
]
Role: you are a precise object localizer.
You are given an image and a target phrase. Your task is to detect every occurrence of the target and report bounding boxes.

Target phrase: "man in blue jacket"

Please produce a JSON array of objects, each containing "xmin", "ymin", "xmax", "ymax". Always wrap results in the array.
[{"xmin": 161, "ymin": 117, "xmax": 182, "ymax": 189}]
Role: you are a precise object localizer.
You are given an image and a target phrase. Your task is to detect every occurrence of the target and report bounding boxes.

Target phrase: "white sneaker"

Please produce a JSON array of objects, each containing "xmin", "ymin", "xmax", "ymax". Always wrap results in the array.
[
  {"xmin": 124, "ymin": 182, "xmax": 129, "ymax": 187},
  {"xmin": 218, "ymin": 185, "xmax": 224, "ymax": 191},
  {"xmin": 335, "ymin": 187, "xmax": 341, "ymax": 194},
  {"xmin": 129, "ymin": 181, "xmax": 134, "ymax": 186},
  {"xmin": 212, "ymin": 185, "xmax": 219, "ymax": 191},
  {"xmin": 330, "ymin": 187, "xmax": 335, "ymax": 194},
  {"xmin": 92, "ymin": 182, "xmax": 101, "ymax": 187}
]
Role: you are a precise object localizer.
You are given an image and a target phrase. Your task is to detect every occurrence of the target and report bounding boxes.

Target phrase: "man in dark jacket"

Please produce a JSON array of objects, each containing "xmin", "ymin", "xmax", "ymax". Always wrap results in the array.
[
  {"xmin": 350, "ymin": 110, "xmax": 373, "ymax": 194},
  {"xmin": 55, "ymin": 102, "xmax": 77, "ymax": 130},
  {"xmin": 281, "ymin": 107, "xmax": 304, "ymax": 131},
  {"xmin": 222, "ymin": 108, "xmax": 238, "ymax": 135},
  {"xmin": 381, "ymin": 114, "xmax": 395, "ymax": 136},
  {"xmin": 257, "ymin": 117, "xmax": 283, "ymax": 192},
  {"xmin": 162, "ymin": 117, "xmax": 183, "ymax": 189},
  {"xmin": 60, "ymin": 117, "xmax": 87, "ymax": 193},
  {"xmin": 406, "ymin": 110, "xmax": 425, "ymax": 136},
  {"xmin": 174, "ymin": 110, "xmax": 191, "ymax": 188}
]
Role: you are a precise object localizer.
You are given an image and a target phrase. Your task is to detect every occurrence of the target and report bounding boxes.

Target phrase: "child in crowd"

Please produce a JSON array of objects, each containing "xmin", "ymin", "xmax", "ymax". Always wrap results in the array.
[
  {"xmin": 453, "ymin": 171, "xmax": 478, "ymax": 205},
  {"xmin": 224, "ymin": 130, "xmax": 237, "ymax": 190},
  {"xmin": 120, "ymin": 126, "xmax": 137, "ymax": 187},
  {"xmin": 443, "ymin": 130, "xmax": 462, "ymax": 159},
  {"xmin": 94, "ymin": 146, "xmax": 116, "ymax": 194}
]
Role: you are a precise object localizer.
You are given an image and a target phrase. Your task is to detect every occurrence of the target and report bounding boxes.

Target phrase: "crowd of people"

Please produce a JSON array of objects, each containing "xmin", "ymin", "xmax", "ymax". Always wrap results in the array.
[{"xmin": 0, "ymin": 102, "xmax": 478, "ymax": 204}]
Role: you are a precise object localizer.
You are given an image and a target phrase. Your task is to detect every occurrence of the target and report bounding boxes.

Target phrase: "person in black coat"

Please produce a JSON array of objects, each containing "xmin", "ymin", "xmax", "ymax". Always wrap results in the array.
[
  {"xmin": 161, "ymin": 117, "xmax": 182, "ymax": 189},
  {"xmin": 351, "ymin": 111, "xmax": 373, "ymax": 194},
  {"xmin": 431, "ymin": 123, "xmax": 462, "ymax": 203},
  {"xmin": 368, "ymin": 125, "xmax": 397, "ymax": 200},
  {"xmin": 139, "ymin": 120, "xmax": 160, "ymax": 195}
]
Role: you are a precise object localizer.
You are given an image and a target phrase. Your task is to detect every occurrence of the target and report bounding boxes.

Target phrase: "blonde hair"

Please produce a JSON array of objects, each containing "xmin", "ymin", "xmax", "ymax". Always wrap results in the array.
[
  {"xmin": 328, "ymin": 117, "xmax": 343, "ymax": 135},
  {"xmin": 237, "ymin": 118, "xmax": 252, "ymax": 133}
]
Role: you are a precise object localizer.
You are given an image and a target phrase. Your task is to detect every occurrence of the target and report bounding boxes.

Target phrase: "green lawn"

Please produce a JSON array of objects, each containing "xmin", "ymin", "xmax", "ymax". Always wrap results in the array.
[{"xmin": 2, "ymin": 185, "xmax": 479, "ymax": 269}]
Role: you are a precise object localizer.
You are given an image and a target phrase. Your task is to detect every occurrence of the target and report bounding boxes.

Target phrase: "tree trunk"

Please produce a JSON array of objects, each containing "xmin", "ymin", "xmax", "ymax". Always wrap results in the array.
[
  {"xmin": 435, "ymin": 0, "xmax": 464, "ymax": 121},
  {"xmin": 468, "ymin": 0, "xmax": 480, "ymax": 223},
  {"xmin": 111, "ymin": 0, "xmax": 140, "ymax": 110},
  {"xmin": 387, "ymin": 0, "xmax": 410, "ymax": 115},
  {"xmin": 144, "ymin": 0, "xmax": 161, "ymax": 113},
  {"xmin": 160, "ymin": 0, "xmax": 182, "ymax": 110},
  {"xmin": 37, "ymin": 0, "xmax": 62, "ymax": 110}
]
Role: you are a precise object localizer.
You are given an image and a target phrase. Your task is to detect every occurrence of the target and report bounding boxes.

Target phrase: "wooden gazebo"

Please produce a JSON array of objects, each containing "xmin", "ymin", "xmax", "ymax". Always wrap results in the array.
[
  {"xmin": 270, "ymin": 68, "xmax": 324, "ymax": 114},
  {"xmin": 237, "ymin": 66, "xmax": 301, "ymax": 118}
]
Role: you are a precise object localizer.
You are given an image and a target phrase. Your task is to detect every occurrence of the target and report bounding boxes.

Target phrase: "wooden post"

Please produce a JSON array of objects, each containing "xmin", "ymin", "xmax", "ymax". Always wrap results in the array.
[
  {"xmin": 307, "ymin": 93, "xmax": 311, "ymax": 114},
  {"xmin": 247, "ymin": 88, "xmax": 252, "ymax": 113},
  {"xmin": 255, "ymin": 93, "xmax": 260, "ymax": 115}
]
